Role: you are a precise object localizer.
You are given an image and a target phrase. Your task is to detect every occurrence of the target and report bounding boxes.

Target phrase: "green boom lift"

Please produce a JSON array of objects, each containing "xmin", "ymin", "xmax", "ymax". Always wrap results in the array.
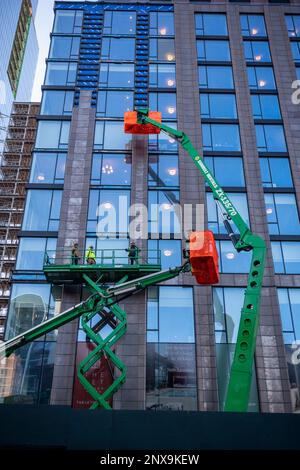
[{"xmin": 0, "ymin": 109, "xmax": 266, "ymax": 412}]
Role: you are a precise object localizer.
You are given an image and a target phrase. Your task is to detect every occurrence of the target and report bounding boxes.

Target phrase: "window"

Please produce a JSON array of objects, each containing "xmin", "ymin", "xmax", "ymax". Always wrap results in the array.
[
  {"xmin": 286, "ymin": 15, "xmax": 300, "ymax": 38},
  {"xmin": 149, "ymin": 93, "xmax": 177, "ymax": 119},
  {"xmin": 94, "ymin": 121, "xmax": 132, "ymax": 150},
  {"xmin": 251, "ymin": 94, "xmax": 281, "ymax": 120},
  {"xmin": 244, "ymin": 41, "xmax": 271, "ymax": 63},
  {"xmin": 259, "ymin": 157, "xmax": 293, "ymax": 188},
  {"xmin": 213, "ymin": 287, "xmax": 259, "ymax": 412},
  {"xmin": 84, "ymin": 237, "xmax": 129, "ymax": 265},
  {"xmin": 197, "ymin": 40, "xmax": 231, "ymax": 62},
  {"xmin": 97, "ymin": 91, "xmax": 133, "ymax": 117},
  {"xmin": 265, "ymin": 193, "xmax": 300, "ymax": 235},
  {"xmin": 148, "ymin": 240, "xmax": 181, "ymax": 269},
  {"xmin": 195, "ymin": 14, "xmax": 228, "ymax": 36},
  {"xmin": 148, "ymin": 190, "xmax": 180, "ymax": 236},
  {"xmin": 247, "ymin": 66, "xmax": 276, "ymax": 90},
  {"xmin": 99, "ymin": 63, "xmax": 134, "ymax": 88},
  {"xmin": 149, "ymin": 64, "xmax": 176, "ymax": 88},
  {"xmin": 255, "ymin": 125, "xmax": 287, "ymax": 152},
  {"xmin": 44, "ymin": 61, "xmax": 77, "ymax": 86},
  {"xmin": 35, "ymin": 121, "xmax": 70, "ymax": 150},
  {"xmin": 103, "ymin": 11, "xmax": 136, "ymax": 35},
  {"xmin": 7, "ymin": 0, "xmax": 32, "ymax": 97},
  {"xmin": 240, "ymin": 14, "xmax": 267, "ymax": 37},
  {"xmin": 217, "ymin": 240, "xmax": 251, "ymax": 273},
  {"xmin": 30, "ymin": 152, "xmax": 66, "ymax": 184},
  {"xmin": 146, "ymin": 287, "xmax": 197, "ymax": 411},
  {"xmin": 101, "ymin": 38, "xmax": 135, "ymax": 60},
  {"xmin": 41, "ymin": 91, "xmax": 74, "ymax": 116},
  {"xmin": 5, "ymin": 283, "xmax": 61, "ymax": 339},
  {"xmin": 149, "ymin": 122, "xmax": 178, "ymax": 152},
  {"xmin": 149, "ymin": 39, "xmax": 175, "ymax": 61},
  {"xmin": 87, "ymin": 189, "xmax": 130, "ymax": 235},
  {"xmin": 297, "ymin": 68, "xmax": 300, "ymax": 81},
  {"xmin": 204, "ymin": 156, "xmax": 245, "ymax": 187},
  {"xmin": 207, "ymin": 192, "xmax": 249, "ymax": 234},
  {"xmin": 150, "ymin": 12, "xmax": 174, "ymax": 36},
  {"xmin": 53, "ymin": 10, "xmax": 83, "ymax": 34},
  {"xmin": 200, "ymin": 93, "xmax": 237, "ymax": 119},
  {"xmin": 278, "ymin": 288, "xmax": 300, "ymax": 344},
  {"xmin": 148, "ymin": 154, "xmax": 179, "ymax": 187},
  {"xmin": 272, "ymin": 242, "xmax": 300, "ymax": 274},
  {"xmin": 199, "ymin": 66, "xmax": 234, "ymax": 89},
  {"xmin": 22, "ymin": 190, "xmax": 62, "ymax": 231},
  {"xmin": 49, "ymin": 36, "xmax": 80, "ymax": 59},
  {"xmin": 16, "ymin": 238, "xmax": 57, "ymax": 271},
  {"xmin": 91, "ymin": 154, "xmax": 131, "ymax": 185},
  {"xmin": 202, "ymin": 124, "xmax": 241, "ymax": 151},
  {"xmin": 291, "ymin": 42, "xmax": 300, "ymax": 63}
]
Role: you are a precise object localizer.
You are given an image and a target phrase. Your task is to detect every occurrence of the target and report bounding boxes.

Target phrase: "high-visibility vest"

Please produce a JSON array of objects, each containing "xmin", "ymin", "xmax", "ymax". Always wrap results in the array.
[{"xmin": 86, "ymin": 249, "xmax": 96, "ymax": 260}]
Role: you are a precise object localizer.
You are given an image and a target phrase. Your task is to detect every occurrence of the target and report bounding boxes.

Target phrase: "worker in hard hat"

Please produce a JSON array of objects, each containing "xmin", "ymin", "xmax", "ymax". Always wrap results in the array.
[
  {"xmin": 126, "ymin": 241, "xmax": 140, "ymax": 265},
  {"xmin": 86, "ymin": 245, "xmax": 96, "ymax": 265}
]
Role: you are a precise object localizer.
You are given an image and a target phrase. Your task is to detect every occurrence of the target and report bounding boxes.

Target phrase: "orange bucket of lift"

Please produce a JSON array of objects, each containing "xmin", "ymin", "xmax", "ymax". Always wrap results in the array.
[
  {"xmin": 189, "ymin": 231, "xmax": 219, "ymax": 285},
  {"xmin": 124, "ymin": 111, "xmax": 162, "ymax": 134}
]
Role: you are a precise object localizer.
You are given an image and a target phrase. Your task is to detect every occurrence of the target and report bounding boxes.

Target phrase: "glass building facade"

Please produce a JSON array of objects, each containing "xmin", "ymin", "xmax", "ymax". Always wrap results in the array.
[
  {"xmin": 0, "ymin": 0, "xmax": 38, "ymax": 147},
  {"xmin": 2, "ymin": 0, "xmax": 300, "ymax": 413}
]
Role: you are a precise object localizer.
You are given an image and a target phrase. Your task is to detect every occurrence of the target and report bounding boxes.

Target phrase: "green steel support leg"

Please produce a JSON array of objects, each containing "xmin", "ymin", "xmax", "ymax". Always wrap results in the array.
[{"xmin": 224, "ymin": 237, "xmax": 266, "ymax": 411}]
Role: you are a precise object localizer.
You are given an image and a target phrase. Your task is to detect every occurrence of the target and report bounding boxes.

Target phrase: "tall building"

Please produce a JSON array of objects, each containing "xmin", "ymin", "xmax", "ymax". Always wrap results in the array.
[
  {"xmin": 0, "ymin": 102, "xmax": 40, "ymax": 340},
  {"xmin": 0, "ymin": 0, "xmax": 39, "ymax": 149},
  {"xmin": 2, "ymin": 0, "xmax": 300, "ymax": 413}
]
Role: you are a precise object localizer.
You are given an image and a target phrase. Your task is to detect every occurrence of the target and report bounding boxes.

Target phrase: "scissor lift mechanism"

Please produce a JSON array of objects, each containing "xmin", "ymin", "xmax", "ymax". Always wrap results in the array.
[{"xmin": 0, "ymin": 110, "xmax": 266, "ymax": 412}]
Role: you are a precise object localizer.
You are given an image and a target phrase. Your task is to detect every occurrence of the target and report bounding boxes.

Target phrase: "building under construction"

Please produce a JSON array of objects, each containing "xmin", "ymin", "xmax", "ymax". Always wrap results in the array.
[{"xmin": 0, "ymin": 102, "xmax": 39, "ymax": 339}]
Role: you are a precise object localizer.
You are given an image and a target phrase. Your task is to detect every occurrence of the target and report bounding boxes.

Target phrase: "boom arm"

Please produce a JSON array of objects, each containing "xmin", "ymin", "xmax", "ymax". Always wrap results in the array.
[
  {"xmin": 137, "ymin": 109, "xmax": 266, "ymax": 412},
  {"xmin": 0, "ymin": 264, "xmax": 189, "ymax": 360}
]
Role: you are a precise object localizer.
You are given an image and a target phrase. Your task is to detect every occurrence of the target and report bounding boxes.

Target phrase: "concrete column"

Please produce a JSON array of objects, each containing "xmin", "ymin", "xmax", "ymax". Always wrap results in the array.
[{"xmin": 51, "ymin": 90, "xmax": 96, "ymax": 405}]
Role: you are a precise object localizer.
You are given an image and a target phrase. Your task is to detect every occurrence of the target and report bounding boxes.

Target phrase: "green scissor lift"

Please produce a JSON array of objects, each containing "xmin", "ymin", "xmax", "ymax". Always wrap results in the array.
[{"xmin": 0, "ymin": 110, "xmax": 266, "ymax": 412}]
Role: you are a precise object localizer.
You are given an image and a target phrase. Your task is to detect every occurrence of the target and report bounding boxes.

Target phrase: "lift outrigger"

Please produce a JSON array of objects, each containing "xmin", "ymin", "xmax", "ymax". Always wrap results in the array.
[{"xmin": 0, "ymin": 109, "xmax": 266, "ymax": 412}]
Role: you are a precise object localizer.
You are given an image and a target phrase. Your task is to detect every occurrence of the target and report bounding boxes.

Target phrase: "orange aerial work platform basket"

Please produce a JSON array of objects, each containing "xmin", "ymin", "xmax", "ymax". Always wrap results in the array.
[
  {"xmin": 124, "ymin": 111, "xmax": 162, "ymax": 134},
  {"xmin": 189, "ymin": 231, "xmax": 220, "ymax": 285}
]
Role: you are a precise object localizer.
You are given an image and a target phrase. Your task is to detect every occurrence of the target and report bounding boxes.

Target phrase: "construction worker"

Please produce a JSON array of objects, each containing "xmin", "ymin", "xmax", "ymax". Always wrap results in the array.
[
  {"xmin": 86, "ymin": 245, "xmax": 96, "ymax": 265},
  {"xmin": 71, "ymin": 243, "xmax": 81, "ymax": 265},
  {"xmin": 126, "ymin": 241, "xmax": 140, "ymax": 265}
]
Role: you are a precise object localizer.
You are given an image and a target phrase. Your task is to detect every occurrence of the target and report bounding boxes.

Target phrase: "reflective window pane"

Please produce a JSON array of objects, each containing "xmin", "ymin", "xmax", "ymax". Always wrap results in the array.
[
  {"xmin": 16, "ymin": 238, "xmax": 57, "ymax": 271},
  {"xmin": 22, "ymin": 190, "xmax": 62, "ymax": 231},
  {"xmin": 36, "ymin": 121, "xmax": 70, "ymax": 150},
  {"xmin": 41, "ymin": 91, "xmax": 73, "ymax": 116},
  {"xmin": 272, "ymin": 242, "xmax": 300, "ymax": 274},
  {"xmin": 251, "ymin": 94, "xmax": 281, "ymax": 120},
  {"xmin": 286, "ymin": 15, "xmax": 300, "ymax": 38},
  {"xmin": 247, "ymin": 66, "xmax": 276, "ymax": 90},
  {"xmin": 148, "ymin": 240, "xmax": 181, "ymax": 269},
  {"xmin": 101, "ymin": 38, "xmax": 135, "ymax": 60},
  {"xmin": 197, "ymin": 40, "xmax": 231, "ymax": 61},
  {"xmin": 148, "ymin": 154, "xmax": 179, "ymax": 187},
  {"xmin": 291, "ymin": 42, "xmax": 300, "ymax": 63},
  {"xmin": 30, "ymin": 152, "xmax": 66, "ymax": 184},
  {"xmin": 240, "ymin": 14, "xmax": 267, "ymax": 37},
  {"xmin": 94, "ymin": 121, "xmax": 132, "ymax": 150},
  {"xmin": 149, "ymin": 39, "xmax": 175, "ymax": 61},
  {"xmin": 91, "ymin": 154, "xmax": 131, "ymax": 185},
  {"xmin": 149, "ymin": 64, "xmax": 176, "ymax": 88},
  {"xmin": 202, "ymin": 124, "xmax": 241, "ymax": 151},
  {"xmin": 207, "ymin": 192, "xmax": 249, "ymax": 234},
  {"xmin": 150, "ymin": 12, "xmax": 174, "ymax": 36},
  {"xmin": 244, "ymin": 41, "xmax": 271, "ymax": 63},
  {"xmin": 199, "ymin": 66, "xmax": 234, "ymax": 89},
  {"xmin": 200, "ymin": 93, "xmax": 237, "ymax": 119},
  {"xmin": 255, "ymin": 125, "xmax": 287, "ymax": 152},
  {"xmin": 99, "ymin": 63, "xmax": 134, "ymax": 88},
  {"xmin": 195, "ymin": 14, "xmax": 228, "ymax": 36},
  {"xmin": 149, "ymin": 92, "xmax": 177, "ymax": 119},
  {"xmin": 217, "ymin": 240, "xmax": 251, "ymax": 273},
  {"xmin": 265, "ymin": 194, "xmax": 300, "ymax": 235},
  {"xmin": 49, "ymin": 36, "xmax": 80, "ymax": 59},
  {"xmin": 45, "ymin": 62, "xmax": 77, "ymax": 86},
  {"xmin": 104, "ymin": 11, "xmax": 136, "ymax": 34},
  {"xmin": 259, "ymin": 157, "xmax": 293, "ymax": 188},
  {"xmin": 97, "ymin": 91, "xmax": 133, "ymax": 117},
  {"xmin": 204, "ymin": 156, "xmax": 245, "ymax": 187}
]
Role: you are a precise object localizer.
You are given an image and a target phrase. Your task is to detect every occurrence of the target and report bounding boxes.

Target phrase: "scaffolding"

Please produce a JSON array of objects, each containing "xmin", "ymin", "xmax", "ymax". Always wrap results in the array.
[{"xmin": 0, "ymin": 102, "xmax": 39, "ymax": 338}]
